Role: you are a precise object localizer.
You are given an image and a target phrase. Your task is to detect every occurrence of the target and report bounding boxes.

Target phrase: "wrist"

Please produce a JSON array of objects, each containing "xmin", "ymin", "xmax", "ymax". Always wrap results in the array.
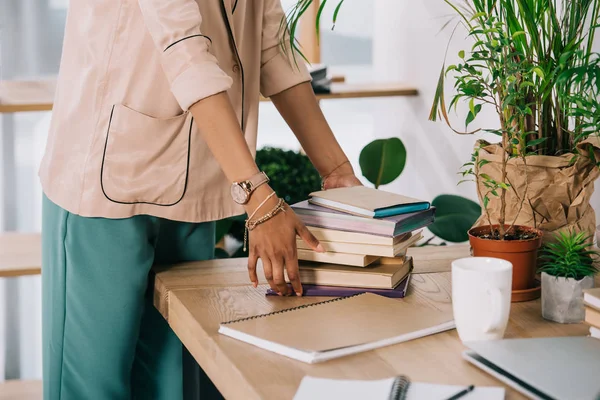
[
  {"xmin": 244, "ymin": 185, "xmax": 277, "ymax": 215},
  {"xmin": 321, "ymin": 159, "xmax": 352, "ymax": 179}
]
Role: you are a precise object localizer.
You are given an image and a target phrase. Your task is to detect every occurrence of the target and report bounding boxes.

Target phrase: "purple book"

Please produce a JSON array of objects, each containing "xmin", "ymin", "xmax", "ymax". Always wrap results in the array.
[
  {"xmin": 266, "ymin": 274, "xmax": 412, "ymax": 298},
  {"xmin": 291, "ymin": 201, "xmax": 435, "ymax": 237}
]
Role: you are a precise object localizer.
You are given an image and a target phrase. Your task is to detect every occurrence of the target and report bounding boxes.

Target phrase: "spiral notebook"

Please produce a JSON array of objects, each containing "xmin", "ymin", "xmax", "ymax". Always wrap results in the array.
[
  {"xmin": 218, "ymin": 293, "xmax": 455, "ymax": 364},
  {"xmin": 293, "ymin": 376, "xmax": 505, "ymax": 400}
]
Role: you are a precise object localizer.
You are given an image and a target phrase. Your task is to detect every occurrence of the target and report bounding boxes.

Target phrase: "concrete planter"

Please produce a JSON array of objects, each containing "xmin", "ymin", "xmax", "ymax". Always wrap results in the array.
[{"xmin": 541, "ymin": 272, "xmax": 594, "ymax": 323}]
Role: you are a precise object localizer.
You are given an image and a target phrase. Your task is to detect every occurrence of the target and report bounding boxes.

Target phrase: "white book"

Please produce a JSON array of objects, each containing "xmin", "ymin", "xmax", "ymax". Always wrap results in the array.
[
  {"xmin": 591, "ymin": 326, "xmax": 600, "ymax": 339},
  {"xmin": 297, "ymin": 231, "xmax": 422, "ymax": 257},
  {"xmin": 293, "ymin": 376, "xmax": 505, "ymax": 400}
]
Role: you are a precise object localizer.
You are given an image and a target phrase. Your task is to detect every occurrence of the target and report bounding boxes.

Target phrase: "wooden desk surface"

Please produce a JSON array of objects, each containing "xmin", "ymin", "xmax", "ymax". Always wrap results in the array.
[
  {"xmin": 0, "ymin": 233, "xmax": 42, "ymax": 278},
  {"xmin": 0, "ymin": 80, "xmax": 417, "ymax": 113},
  {"xmin": 154, "ymin": 244, "xmax": 590, "ymax": 400}
]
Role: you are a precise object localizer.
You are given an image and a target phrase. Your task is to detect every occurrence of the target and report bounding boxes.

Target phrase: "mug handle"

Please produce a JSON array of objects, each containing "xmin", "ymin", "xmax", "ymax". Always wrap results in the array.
[{"xmin": 484, "ymin": 287, "xmax": 504, "ymax": 333}]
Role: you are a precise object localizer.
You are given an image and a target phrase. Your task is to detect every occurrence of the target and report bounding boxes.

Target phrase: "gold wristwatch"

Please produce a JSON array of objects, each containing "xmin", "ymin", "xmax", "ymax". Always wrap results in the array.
[{"xmin": 230, "ymin": 172, "xmax": 270, "ymax": 205}]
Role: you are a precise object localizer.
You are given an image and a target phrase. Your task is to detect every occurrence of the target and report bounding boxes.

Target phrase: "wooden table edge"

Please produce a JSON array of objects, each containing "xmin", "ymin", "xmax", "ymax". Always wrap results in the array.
[
  {"xmin": 0, "ymin": 267, "xmax": 41, "ymax": 278},
  {"xmin": 168, "ymin": 285, "xmax": 265, "ymax": 400}
]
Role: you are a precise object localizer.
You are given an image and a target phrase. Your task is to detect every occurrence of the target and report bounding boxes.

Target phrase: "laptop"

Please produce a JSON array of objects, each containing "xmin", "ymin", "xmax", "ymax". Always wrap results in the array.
[{"xmin": 463, "ymin": 337, "xmax": 600, "ymax": 400}]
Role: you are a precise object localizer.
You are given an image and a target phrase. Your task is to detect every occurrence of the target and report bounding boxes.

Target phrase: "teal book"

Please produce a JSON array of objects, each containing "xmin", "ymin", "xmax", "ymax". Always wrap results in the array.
[{"xmin": 308, "ymin": 186, "xmax": 430, "ymax": 219}]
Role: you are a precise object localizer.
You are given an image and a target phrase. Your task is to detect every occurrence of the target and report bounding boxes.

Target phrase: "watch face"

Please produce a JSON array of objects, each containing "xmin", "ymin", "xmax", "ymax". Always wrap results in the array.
[{"xmin": 231, "ymin": 184, "xmax": 249, "ymax": 204}]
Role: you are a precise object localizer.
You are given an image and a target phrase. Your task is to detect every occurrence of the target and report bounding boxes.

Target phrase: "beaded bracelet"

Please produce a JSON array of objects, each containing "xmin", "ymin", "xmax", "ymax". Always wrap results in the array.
[{"xmin": 243, "ymin": 198, "xmax": 286, "ymax": 251}]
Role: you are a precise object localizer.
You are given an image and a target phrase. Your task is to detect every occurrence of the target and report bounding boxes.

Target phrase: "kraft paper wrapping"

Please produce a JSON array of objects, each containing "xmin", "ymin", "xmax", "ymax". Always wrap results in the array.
[{"xmin": 473, "ymin": 136, "xmax": 600, "ymax": 242}]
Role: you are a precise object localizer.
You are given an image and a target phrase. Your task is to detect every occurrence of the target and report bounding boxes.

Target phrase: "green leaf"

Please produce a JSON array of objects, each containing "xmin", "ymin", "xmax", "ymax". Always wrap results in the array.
[
  {"xmin": 478, "ymin": 159, "xmax": 490, "ymax": 168},
  {"xmin": 511, "ymin": 31, "xmax": 526, "ymax": 39},
  {"xmin": 359, "ymin": 138, "xmax": 407, "ymax": 188},
  {"xmin": 533, "ymin": 67, "xmax": 545, "ymax": 80},
  {"xmin": 471, "ymin": 12, "xmax": 487, "ymax": 20},
  {"xmin": 483, "ymin": 195, "xmax": 489, "ymax": 209},
  {"xmin": 469, "ymin": 98, "xmax": 475, "ymax": 115},
  {"xmin": 459, "ymin": 50, "xmax": 465, "ymax": 59},
  {"xmin": 427, "ymin": 195, "xmax": 481, "ymax": 243},
  {"xmin": 527, "ymin": 137, "xmax": 548, "ymax": 147},
  {"xmin": 332, "ymin": 0, "xmax": 346, "ymax": 27},
  {"xmin": 466, "ymin": 111, "xmax": 476, "ymax": 127}
]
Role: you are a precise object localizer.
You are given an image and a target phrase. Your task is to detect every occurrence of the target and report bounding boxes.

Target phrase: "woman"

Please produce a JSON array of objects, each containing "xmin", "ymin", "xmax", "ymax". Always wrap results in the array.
[{"xmin": 39, "ymin": 0, "xmax": 359, "ymax": 399}]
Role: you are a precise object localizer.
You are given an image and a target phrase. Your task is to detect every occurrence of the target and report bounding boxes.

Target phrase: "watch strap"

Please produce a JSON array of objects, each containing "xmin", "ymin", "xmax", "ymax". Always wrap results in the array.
[{"xmin": 248, "ymin": 171, "xmax": 269, "ymax": 191}]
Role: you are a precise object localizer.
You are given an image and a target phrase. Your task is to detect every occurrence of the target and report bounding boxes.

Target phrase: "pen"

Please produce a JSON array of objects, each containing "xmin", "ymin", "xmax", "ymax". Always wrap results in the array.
[{"xmin": 444, "ymin": 385, "xmax": 475, "ymax": 400}]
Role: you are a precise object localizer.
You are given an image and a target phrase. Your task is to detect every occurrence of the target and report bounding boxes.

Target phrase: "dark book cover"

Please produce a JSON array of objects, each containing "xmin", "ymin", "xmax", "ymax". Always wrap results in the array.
[{"xmin": 266, "ymin": 274, "xmax": 411, "ymax": 298}]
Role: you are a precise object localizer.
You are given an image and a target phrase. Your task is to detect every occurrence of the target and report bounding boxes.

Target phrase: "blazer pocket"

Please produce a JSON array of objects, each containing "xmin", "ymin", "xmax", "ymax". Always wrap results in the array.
[{"xmin": 101, "ymin": 104, "xmax": 193, "ymax": 206}]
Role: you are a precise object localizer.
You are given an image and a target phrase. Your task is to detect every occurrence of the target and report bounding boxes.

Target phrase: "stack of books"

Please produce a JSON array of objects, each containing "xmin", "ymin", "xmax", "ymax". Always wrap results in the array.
[
  {"xmin": 584, "ymin": 288, "xmax": 600, "ymax": 339},
  {"xmin": 269, "ymin": 187, "xmax": 435, "ymax": 298}
]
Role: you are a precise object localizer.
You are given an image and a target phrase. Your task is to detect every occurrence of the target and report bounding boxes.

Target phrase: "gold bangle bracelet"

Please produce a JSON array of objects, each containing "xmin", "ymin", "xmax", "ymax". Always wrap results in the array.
[{"xmin": 243, "ymin": 198, "xmax": 286, "ymax": 251}]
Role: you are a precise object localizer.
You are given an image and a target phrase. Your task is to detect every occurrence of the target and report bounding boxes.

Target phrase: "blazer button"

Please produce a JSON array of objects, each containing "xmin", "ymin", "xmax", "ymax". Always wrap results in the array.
[{"xmin": 232, "ymin": 64, "xmax": 240, "ymax": 73}]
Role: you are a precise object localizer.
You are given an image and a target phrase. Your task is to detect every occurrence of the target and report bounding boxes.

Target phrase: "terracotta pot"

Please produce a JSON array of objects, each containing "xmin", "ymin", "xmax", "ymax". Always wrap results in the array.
[{"xmin": 468, "ymin": 225, "xmax": 542, "ymax": 300}]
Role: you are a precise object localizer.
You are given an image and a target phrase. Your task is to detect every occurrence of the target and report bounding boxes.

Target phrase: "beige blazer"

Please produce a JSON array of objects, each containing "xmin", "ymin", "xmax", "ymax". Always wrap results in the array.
[{"xmin": 39, "ymin": 0, "xmax": 310, "ymax": 222}]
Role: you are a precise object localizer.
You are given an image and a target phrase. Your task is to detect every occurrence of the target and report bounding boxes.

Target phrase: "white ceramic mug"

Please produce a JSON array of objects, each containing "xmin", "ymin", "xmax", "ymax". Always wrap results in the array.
[{"xmin": 452, "ymin": 257, "xmax": 513, "ymax": 342}]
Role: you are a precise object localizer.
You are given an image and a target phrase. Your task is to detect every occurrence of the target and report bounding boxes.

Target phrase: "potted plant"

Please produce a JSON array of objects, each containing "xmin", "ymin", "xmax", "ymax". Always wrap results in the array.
[
  {"xmin": 284, "ymin": 1, "xmax": 600, "ymax": 300},
  {"xmin": 539, "ymin": 230, "xmax": 598, "ymax": 323},
  {"xmin": 427, "ymin": 0, "xmax": 600, "ymax": 301}
]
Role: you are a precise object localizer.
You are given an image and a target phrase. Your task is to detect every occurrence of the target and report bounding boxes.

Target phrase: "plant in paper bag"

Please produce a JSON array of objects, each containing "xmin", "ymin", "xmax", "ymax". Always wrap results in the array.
[
  {"xmin": 283, "ymin": 0, "xmax": 600, "ymax": 299},
  {"xmin": 428, "ymin": 0, "xmax": 600, "ymax": 241},
  {"xmin": 283, "ymin": 0, "xmax": 600, "ymax": 242}
]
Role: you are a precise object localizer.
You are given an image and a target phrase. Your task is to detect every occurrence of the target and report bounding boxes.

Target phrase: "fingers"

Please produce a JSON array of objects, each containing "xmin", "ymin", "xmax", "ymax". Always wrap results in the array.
[
  {"xmin": 285, "ymin": 252, "xmax": 303, "ymax": 296},
  {"xmin": 297, "ymin": 223, "xmax": 324, "ymax": 253},
  {"xmin": 261, "ymin": 258, "xmax": 280, "ymax": 295},
  {"xmin": 247, "ymin": 250, "xmax": 259, "ymax": 288},
  {"xmin": 271, "ymin": 256, "xmax": 291, "ymax": 296}
]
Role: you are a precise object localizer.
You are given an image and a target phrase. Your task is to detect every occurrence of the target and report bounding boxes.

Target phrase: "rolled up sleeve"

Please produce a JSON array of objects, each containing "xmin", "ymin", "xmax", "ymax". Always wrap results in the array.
[
  {"xmin": 138, "ymin": 0, "xmax": 233, "ymax": 110},
  {"xmin": 259, "ymin": 0, "xmax": 312, "ymax": 98}
]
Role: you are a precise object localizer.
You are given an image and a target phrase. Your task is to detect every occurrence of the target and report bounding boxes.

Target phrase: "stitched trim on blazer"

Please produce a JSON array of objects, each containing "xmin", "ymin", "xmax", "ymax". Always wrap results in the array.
[
  {"xmin": 100, "ymin": 105, "xmax": 192, "ymax": 207},
  {"xmin": 220, "ymin": 0, "xmax": 245, "ymax": 131},
  {"xmin": 164, "ymin": 34, "xmax": 212, "ymax": 52}
]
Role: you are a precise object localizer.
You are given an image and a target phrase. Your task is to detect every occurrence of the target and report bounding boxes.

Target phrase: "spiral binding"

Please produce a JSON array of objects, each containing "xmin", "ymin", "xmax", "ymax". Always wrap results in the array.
[
  {"xmin": 390, "ymin": 375, "xmax": 411, "ymax": 400},
  {"xmin": 221, "ymin": 292, "xmax": 366, "ymax": 325}
]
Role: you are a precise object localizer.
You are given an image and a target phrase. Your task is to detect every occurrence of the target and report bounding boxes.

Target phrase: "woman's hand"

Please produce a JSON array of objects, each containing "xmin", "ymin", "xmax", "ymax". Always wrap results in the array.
[{"xmin": 246, "ymin": 186, "xmax": 323, "ymax": 297}]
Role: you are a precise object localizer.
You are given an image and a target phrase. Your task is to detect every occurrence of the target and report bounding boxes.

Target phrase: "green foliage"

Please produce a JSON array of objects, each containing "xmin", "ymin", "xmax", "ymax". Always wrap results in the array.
[
  {"xmin": 426, "ymin": 0, "xmax": 600, "ymax": 234},
  {"xmin": 256, "ymin": 147, "xmax": 322, "ymax": 204},
  {"xmin": 359, "ymin": 138, "xmax": 407, "ymax": 189},
  {"xmin": 429, "ymin": 0, "xmax": 600, "ymax": 157},
  {"xmin": 538, "ymin": 230, "xmax": 599, "ymax": 280},
  {"xmin": 279, "ymin": 0, "xmax": 346, "ymax": 62},
  {"xmin": 428, "ymin": 195, "xmax": 481, "ymax": 242}
]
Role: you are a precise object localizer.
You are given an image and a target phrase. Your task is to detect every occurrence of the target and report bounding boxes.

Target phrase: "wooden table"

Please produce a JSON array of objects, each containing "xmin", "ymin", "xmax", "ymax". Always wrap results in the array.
[
  {"xmin": 0, "ymin": 233, "xmax": 42, "ymax": 278},
  {"xmin": 0, "ymin": 80, "xmax": 418, "ymax": 114},
  {"xmin": 153, "ymin": 245, "xmax": 590, "ymax": 400}
]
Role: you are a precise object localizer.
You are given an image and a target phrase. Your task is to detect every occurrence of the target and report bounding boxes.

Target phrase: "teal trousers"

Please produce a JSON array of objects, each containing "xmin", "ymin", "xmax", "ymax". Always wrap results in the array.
[{"xmin": 41, "ymin": 195, "xmax": 220, "ymax": 400}]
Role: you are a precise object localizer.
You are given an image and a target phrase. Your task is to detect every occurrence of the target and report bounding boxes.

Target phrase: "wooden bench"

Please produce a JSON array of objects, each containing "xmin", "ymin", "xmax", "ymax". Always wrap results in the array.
[
  {"xmin": 0, "ymin": 380, "xmax": 42, "ymax": 400},
  {"xmin": 0, "ymin": 233, "xmax": 41, "ymax": 278}
]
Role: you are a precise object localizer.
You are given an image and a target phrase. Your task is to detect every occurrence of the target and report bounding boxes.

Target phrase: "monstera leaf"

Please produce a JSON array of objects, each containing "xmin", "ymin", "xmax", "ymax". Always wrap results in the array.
[
  {"xmin": 359, "ymin": 138, "xmax": 407, "ymax": 188},
  {"xmin": 428, "ymin": 194, "xmax": 481, "ymax": 243}
]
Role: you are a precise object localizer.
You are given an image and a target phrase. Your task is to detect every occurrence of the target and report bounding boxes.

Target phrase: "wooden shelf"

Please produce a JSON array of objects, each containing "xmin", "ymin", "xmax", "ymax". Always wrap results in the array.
[
  {"xmin": 0, "ymin": 233, "xmax": 41, "ymax": 278},
  {"xmin": 0, "ymin": 79, "xmax": 56, "ymax": 113},
  {"xmin": 1, "ymin": 79, "xmax": 418, "ymax": 114}
]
